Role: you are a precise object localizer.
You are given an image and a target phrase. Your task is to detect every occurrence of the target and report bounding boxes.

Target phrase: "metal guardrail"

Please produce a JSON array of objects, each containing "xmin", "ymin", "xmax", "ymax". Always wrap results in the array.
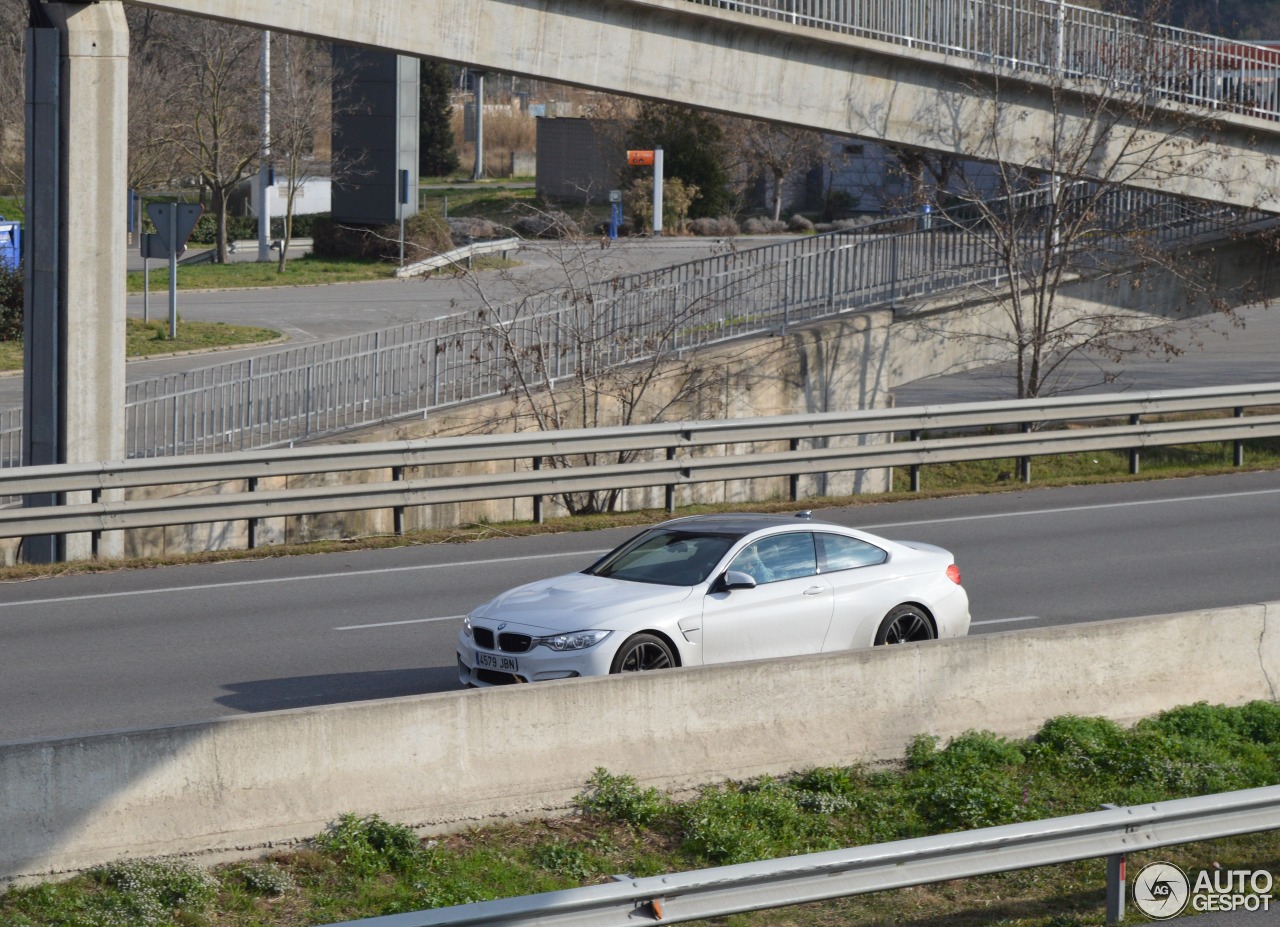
[
  {"xmin": 686, "ymin": 0, "xmax": 1280, "ymax": 121},
  {"xmin": 0, "ymin": 184, "xmax": 1263, "ymax": 468},
  {"xmin": 315, "ymin": 784, "xmax": 1280, "ymax": 927},
  {"xmin": 394, "ymin": 237, "xmax": 522, "ymax": 278},
  {"xmin": 3, "ymin": 383, "xmax": 1278, "ymax": 540}
]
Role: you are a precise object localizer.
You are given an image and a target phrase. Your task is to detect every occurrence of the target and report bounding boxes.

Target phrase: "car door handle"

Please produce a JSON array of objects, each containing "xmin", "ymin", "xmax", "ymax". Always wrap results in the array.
[{"xmin": 802, "ymin": 586, "xmax": 825, "ymax": 596}]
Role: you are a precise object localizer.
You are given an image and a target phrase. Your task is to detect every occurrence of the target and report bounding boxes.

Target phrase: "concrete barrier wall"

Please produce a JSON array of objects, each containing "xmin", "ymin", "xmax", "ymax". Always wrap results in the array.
[{"xmin": 3, "ymin": 602, "xmax": 1277, "ymax": 884}]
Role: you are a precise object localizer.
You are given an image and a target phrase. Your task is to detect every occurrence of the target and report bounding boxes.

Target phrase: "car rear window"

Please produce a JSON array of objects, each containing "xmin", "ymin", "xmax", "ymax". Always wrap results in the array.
[{"xmin": 817, "ymin": 532, "xmax": 888, "ymax": 571}]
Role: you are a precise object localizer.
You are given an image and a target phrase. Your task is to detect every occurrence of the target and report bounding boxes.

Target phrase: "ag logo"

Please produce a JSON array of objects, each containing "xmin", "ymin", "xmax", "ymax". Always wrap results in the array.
[{"xmin": 1134, "ymin": 861, "xmax": 1190, "ymax": 919}]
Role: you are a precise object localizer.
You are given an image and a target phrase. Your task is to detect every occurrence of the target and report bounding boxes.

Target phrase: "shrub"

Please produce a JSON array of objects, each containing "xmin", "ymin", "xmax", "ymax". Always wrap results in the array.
[
  {"xmin": 1031, "ymin": 714, "xmax": 1127, "ymax": 780},
  {"xmin": 447, "ymin": 216, "xmax": 506, "ymax": 242},
  {"xmin": 512, "ymin": 211, "xmax": 580, "ymax": 239},
  {"xmin": 742, "ymin": 217, "xmax": 787, "ymax": 234},
  {"xmin": 87, "ymin": 857, "xmax": 219, "ymax": 926},
  {"xmin": 311, "ymin": 213, "xmax": 452, "ymax": 262},
  {"xmin": 686, "ymin": 217, "xmax": 740, "ymax": 236},
  {"xmin": 679, "ymin": 778, "xmax": 836, "ymax": 864},
  {"xmin": 228, "ymin": 861, "xmax": 296, "ymax": 897},
  {"xmin": 573, "ymin": 768, "xmax": 668, "ymax": 826},
  {"xmin": 787, "ymin": 214, "xmax": 815, "ymax": 233},
  {"xmin": 0, "ymin": 261, "xmax": 20, "ymax": 342},
  {"xmin": 315, "ymin": 813, "xmax": 424, "ymax": 876}
]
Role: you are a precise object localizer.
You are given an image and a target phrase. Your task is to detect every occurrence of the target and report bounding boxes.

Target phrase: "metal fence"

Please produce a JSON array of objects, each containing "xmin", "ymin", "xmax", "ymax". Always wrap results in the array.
[
  {"xmin": 689, "ymin": 0, "xmax": 1280, "ymax": 120},
  {"xmin": 314, "ymin": 784, "xmax": 1280, "ymax": 927},
  {"xmin": 0, "ymin": 186, "xmax": 1268, "ymax": 466},
  {"xmin": 3, "ymin": 382, "xmax": 1278, "ymax": 541}
]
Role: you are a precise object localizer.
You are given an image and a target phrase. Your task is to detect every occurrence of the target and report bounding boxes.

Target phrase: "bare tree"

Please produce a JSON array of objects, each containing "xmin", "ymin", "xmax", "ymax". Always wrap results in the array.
[
  {"xmin": 741, "ymin": 123, "xmax": 828, "ymax": 222},
  {"xmin": 445, "ymin": 217, "xmax": 784, "ymax": 515},
  {"xmin": 911, "ymin": 4, "xmax": 1270, "ymax": 400},
  {"xmin": 125, "ymin": 8, "xmax": 184, "ymax": 197},
  {"xmin": 269, "ymin": 33, "xmax": 332, "ymax": 272},
  {"xmin": 155, "ymin": 16, "xmax": 261, "ymax": 263},
  {"xmin": 0, "ymin": 0, "xmax": 27, "ymax": 199}
]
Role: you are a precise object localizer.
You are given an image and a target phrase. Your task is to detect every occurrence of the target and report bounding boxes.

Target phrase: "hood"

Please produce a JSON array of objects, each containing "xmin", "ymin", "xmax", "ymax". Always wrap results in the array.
[{"xmin": 471, "ymin": 572, "xmax": 695, "ymax": 632}]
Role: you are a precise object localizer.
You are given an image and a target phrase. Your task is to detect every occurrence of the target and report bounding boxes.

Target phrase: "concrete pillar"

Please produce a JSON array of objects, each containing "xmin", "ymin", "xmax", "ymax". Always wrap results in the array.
[{"xmin": 49, "ymin": 2, "xmax": 128, "ymax": 559}]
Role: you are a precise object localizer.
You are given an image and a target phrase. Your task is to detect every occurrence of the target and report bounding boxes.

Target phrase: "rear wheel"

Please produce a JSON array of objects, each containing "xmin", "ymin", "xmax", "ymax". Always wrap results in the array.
[
  {"xmin": 874, "ymin": 605, "xmax": 936, "ymax": 645},
  {"xmin": 610, "ymin": 633, "xmax": 676, "ymax": 673}
]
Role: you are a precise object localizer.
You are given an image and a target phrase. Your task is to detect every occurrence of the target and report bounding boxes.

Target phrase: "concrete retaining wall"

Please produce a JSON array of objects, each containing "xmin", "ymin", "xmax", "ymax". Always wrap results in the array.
[{"xmin": 3, "ymin": 602, "xmax": 1277, "ymax": 884}]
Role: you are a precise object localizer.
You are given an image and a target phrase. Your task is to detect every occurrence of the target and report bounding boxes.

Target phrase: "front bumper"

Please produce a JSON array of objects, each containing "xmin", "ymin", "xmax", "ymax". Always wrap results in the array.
[{"xmin": 456, "ymin": 629, "xmax": 617, "ymax": 687}]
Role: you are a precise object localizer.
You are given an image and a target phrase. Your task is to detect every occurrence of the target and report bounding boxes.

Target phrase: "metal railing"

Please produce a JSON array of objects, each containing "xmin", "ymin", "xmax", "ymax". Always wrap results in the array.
[
  {"xmin": 394, "ymin": 237, "xmax": 521, "ymax": 278},
  {"xmin": 314, "ymin": 784, "xmax": 1280, "ymax": 927},
  {"xmin": 2, "ymin": 383, "xmax": 1278, "ymax": 541},
  {"xmin": 0, "ymin": 187, "xmax": 1268, "ymax": 466},
  {"xmin": 687, "ymin": 0, "xmax": 1280, "ymax": 120}
]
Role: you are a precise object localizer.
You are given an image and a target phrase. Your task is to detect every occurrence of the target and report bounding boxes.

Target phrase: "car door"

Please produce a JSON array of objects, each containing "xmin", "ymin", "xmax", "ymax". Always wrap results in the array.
[{"xmin": 701, "ymin": 532, "xmax": 834, "ymax": 664}]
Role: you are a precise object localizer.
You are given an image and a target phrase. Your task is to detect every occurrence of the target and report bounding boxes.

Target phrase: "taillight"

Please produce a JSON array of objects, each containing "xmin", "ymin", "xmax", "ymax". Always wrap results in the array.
[{"xmin": 946, "ymin": 564, "xmax": 962, "ymax": 585}]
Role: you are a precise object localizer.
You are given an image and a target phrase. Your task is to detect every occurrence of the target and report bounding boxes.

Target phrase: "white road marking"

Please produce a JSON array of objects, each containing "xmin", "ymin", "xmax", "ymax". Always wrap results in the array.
[
  {"xmin": 0, "ymin": 549, "xmax": 604, "ymax": 609},
  {"xmin": 335, "ymin": 615, "xmax": 464, "ymax": 631},
  {"xmin": 971, "ymin": 616, "xmax": 1043, "ymax": 626},
  {"xmin": 858, "ymin": 486, "xmax": 1280, "ymax": 531}
]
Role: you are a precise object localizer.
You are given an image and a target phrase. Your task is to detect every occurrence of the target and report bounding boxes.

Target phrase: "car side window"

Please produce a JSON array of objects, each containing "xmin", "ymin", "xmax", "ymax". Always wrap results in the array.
[
  {"xmin": 730, "ymin": 533, "xmax": 817, "ymax": 584},
  {"xmin": 817, "ymin": 533, "xmax": 888, "ymax": 572}
]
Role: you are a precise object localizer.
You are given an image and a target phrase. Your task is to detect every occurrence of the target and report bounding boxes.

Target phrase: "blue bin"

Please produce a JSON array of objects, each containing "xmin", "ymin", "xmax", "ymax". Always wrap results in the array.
[{"xmin": 0, "ymin": 219, "xmax": 19, "ymax": 271}]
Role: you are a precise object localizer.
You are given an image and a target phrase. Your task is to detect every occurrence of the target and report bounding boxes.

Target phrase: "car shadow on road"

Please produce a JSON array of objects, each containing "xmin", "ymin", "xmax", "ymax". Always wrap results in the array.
[{"xmin": 214, "ymin": 666, "xmax": 459, "ymax": 713}]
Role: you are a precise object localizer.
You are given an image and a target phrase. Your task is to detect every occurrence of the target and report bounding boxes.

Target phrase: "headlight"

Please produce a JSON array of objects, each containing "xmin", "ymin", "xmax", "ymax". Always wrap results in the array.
[
  {"xmin": 537, "ymin": 630, "xmax": 612, "ymax": 652},
  {"xmin": 462, "ymin": 616, "xmax": 474, "ymax": 639}
]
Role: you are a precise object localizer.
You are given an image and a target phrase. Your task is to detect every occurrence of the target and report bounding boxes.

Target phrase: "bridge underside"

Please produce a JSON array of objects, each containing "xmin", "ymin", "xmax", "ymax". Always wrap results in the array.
[{"xmin": 126, "ymin": 0, "xmax": 1280, "ymax": 213}]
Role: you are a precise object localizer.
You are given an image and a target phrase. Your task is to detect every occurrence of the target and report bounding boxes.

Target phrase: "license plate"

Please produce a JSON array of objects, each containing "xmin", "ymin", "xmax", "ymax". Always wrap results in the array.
[{"xmin": 475, "ymin": 651, "xmax": 518, "ymax": 673}]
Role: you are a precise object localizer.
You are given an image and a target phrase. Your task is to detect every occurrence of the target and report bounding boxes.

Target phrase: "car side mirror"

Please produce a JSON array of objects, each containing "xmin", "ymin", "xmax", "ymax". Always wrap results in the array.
[{"xmin": 722, "ymin": 570, "xmax": 757, "ymax": 590}]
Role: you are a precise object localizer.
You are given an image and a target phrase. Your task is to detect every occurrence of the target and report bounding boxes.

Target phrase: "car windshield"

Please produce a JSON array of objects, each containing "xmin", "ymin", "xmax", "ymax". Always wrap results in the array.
[{"xmin": 585, "ymin": 529, "xmax": 740, "ymax": 586}]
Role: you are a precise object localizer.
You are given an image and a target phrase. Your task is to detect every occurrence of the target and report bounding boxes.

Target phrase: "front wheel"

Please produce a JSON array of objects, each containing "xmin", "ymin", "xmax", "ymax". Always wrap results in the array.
[
  {"xmin": 610, "ymin": 633, "xmax": 676, "ymax": 673},
  {"xmin": 874, "ymin": 605, "xmax": 936, "ymax": 645}
]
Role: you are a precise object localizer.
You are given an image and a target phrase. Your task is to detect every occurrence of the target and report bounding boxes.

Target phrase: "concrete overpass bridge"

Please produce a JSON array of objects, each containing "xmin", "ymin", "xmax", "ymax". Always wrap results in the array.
[
  {"xmin": 24, "ymin": 0, "xmax": 1280, "ymax": 560},
  {"xmin": 119, "ymin": 0, "xmax": 1280, "ymax": 210}
]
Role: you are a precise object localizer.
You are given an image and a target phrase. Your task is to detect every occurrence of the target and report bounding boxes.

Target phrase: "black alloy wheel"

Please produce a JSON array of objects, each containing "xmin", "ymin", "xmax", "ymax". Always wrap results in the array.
[
  {"xmin": 610, "ymin": 633, "xmax": 676, "ymax": 673},
  {"xmin": 874, "ymin": 605, "xmax": 936, "ymax": 645}
]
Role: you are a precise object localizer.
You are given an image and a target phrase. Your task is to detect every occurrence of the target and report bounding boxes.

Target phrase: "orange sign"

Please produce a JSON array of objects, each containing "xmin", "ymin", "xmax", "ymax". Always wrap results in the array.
[{"xmin": 627, "ymin": 150, "xmax": 655, "ymax": 166}]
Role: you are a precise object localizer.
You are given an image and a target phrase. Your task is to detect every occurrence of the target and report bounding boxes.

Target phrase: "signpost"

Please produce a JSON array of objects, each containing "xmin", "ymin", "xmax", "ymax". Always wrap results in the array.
[
  {"xmin": 608, "ymin": 189, "xmax": 622, "ymax": 240},
  {"xmin": 144, "ymin": 202, "xmax": 203, "ymax": 339},
  {"xmin": 627, "ymin": 147, "xmax": 664, "ymax": 237}
]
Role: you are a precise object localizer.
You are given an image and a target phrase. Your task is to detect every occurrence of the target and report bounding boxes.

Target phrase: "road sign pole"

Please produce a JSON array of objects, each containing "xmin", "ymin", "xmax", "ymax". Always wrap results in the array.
[
  {"xmin": 167, "ymin": 203, "xmax": 178, "ymax": 339},
  {"xmin": 143, "ymin": 257, "xmax": 149, "ymax": 324},
  {"xmin": 653, "ymin": 146, "xmax": 664, "ymax": 238}
]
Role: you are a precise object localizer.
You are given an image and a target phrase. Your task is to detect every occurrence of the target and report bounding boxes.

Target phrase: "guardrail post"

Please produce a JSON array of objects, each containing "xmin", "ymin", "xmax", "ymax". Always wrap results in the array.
[
  {"xmin": 1129, "ymin": 414, "xmax": 1141, "ymax": 474},
  {"xmin": 666, "ymin": 446, "xmax": 677, "ymax": 513},
  {"xmin": 1019, "ymin": 423, "xmax": 1032, "ymax": 483},
  {"xmin": 392, "ymin": 466, "xmax": 405, "ymax": 536},
  {"xmin": 1235, "ymin": 406, "xmax": 1245, "ymax": 466},
  {"xmin": 531, "ymin": 457, "xmax": 543, "ymax": 524},
  {"xmin": 91, "ymin": 488, "xmax": 102, "ymax": 558},
  {"xmin": 246, "ymin": 477, "xmax": 258, "ymax": 549},
  {"xmin": 789, "ymin": 438, "xmax": 801, "ymax": 501},
  {"xmin": 1105, "ymin": 852, "xmax": 1126, "ymax": 924},
  {"xmin": 910, "ymin": 430, "xmax": 922, "ymax": 492}
]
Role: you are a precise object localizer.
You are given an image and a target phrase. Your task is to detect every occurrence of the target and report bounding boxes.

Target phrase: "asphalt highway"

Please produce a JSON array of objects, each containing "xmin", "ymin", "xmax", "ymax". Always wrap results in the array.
[{"xmin": 2, "ymin": 468, "xmax": 1278, "ymax": 744}]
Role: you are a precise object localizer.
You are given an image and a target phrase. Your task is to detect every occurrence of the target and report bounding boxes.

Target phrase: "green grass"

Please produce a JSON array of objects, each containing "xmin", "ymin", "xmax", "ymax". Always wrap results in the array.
[
  {"xmin": 0, "ymin": 195, "xmax": 23, "ymax": 224},
  {"xmin": 127, "ymin": 254, "xmax": 396, "ymax": 293},
  {"xmin": 890, "ymin": 433, "xmax": 1280, "ymax": 491},
  {"xmin": 2, "ymin": 702, "xmax": 1277, "ymax": 926},
  {"xmin": 0, "ymin": 319, "xmax": 281, "ymax": 372}
]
